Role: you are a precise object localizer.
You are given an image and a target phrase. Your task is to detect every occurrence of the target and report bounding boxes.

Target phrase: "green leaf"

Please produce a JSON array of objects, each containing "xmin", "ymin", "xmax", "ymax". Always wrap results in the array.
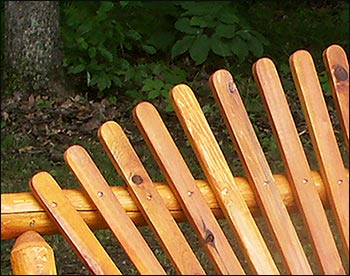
[
  {"xmin": 190, "ymin": 16, "xmax": 208, "ymax": 28},
  {"xmin": 88, "ymin": 47, "xmax": 96, "ymax": 58},
  {"xmin": 189, "ymin": 34, "xmax": 210, "ymax": 65},
  {"xmin": 175, "ymin": 18, "xmax": 202, "ymax": 35},
  {"xmin": 147, "ymin": 89, "xmax": 161, "ymax": 100},
  {"xmin": 171, "ymin": 36, "xmax": 195, "ymax": 59},
  {"xmin": 68, "ymin": 64, "xmax": 85, "ymax": 74},
  {"xmin": 219, "ymin": 12, "xmax": 239, "ymax": 24},
  {"xmin": 231, "ymin": 36, "xmax": 248, "ymax": 63},
  {"xmin": 210, "ymin": 35, "xmax": 232, "ymax": 57},
  {"xmin": 142, "ymin": 44, "xmax": 157, "ymax": 55},
  {"xmin": 98, "ymin": 47, "xmax": 113, "ymax": 62},
  {"xmin": 215, "ymin": 23, "xmax": 235, "ymax": 38},
  {"xmin": 247, "ymin": 35, "xmax": 264, "ymax": 57}
]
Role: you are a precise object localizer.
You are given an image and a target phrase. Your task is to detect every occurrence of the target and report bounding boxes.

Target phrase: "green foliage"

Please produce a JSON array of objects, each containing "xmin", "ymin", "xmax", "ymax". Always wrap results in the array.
[{"xmin": 171, "ymin": 2, "xmax": 269, "ymax": 65}]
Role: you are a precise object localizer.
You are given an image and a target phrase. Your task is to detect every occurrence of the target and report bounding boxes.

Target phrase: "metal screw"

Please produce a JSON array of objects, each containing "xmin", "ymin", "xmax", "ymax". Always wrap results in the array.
[
  {"xmin": 188, "ymin": 191, "xmax": 193, "ymax": 196},
  {"xmin": 334, "ymin": 65, "xmax": 348, "ymax": 81},
  {"xmin": 303, "ymin": 178, "xmax": 308, "ymax": 184},
  {"xmin": 29, "ymin": 220, "xmax": 35, "ymax": 227},
  {"xmin": 51, "ymin": 201, "xmax": 57, "ymax": 208},
  {"xmin": 132, "ymin": 175, "xmax": 143, "ymax": 185},
  {"xmin": 228, "ymin": 82, "xmax": 235, "ymax": 93},
  {"xmin": 146, "ymin": 194, "xmax": 152, "ymax": 200},
  {"xmin": 222, "ymin": 187, "xmax": 228, "ymax": 195},
  {"xmin": 338, "ymin": 179, "xmax": 343, "ymax": 185},
  {"xmin": 97, "ymin": 191, "xmax": 103, "ymax": 197},
  {"xmin": 263, "ymin": 180, "xmax": 269, "ymax": 186}
]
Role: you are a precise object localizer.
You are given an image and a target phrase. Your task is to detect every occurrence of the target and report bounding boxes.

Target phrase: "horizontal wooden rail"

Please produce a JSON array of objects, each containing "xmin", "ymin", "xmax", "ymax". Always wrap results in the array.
[{"xmin": 0, "ymin": 171, "xmax": 336, "ymax": 240}]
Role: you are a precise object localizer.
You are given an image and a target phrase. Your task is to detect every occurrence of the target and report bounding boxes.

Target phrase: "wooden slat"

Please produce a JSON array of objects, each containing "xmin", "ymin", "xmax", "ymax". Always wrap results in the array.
[
  {"xmin": 29, "ymin": 171, "xmax": 121, "ymax": 275},
  {"xmin": 10, "ymin": 230, "xmax": 57, "ymax": 275},
  {"xmin": 322, "ymin": 44, "xmax": 349, "ymax": 152},
  {"xmin": 2, "ymin": 171, "xmax": 334, "ymax": 241},
  {"xmin": 253, "ymin": 60, "xmax": 345, "ymax": 274},
  {"xmin": 64, "ymin": 145, "xmax": 166, "ymax": 275},
  {"xmin": 290, "ymin": 50, "xmax": 349, "ymax": 260},
  {"xmin": 170, "ymin": 84, "xmax": 279, "ymax": 275},
  {"xmin": 133, "ymin": 102, "xmax": 246, "ymax": 275},
  {"xmin": 209, "ymin": 70, "xmax": 312, "ymax": 274},
  {"xmin": 98, "ymin": 121, "xmax": 205, "ymax": 275}
]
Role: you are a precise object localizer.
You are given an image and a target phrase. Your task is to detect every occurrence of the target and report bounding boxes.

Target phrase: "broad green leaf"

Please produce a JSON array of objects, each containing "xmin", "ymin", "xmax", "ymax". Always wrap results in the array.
[
  {"xmin": 171, "ymin": 35, "xmax": 195, "ymax": 59},
  {"xmin": 210, "ymin": 35, "xmax": 232, "ymax": 56},
  {"xmin": 189, "ymin": 34, "xmax": 210, "ymax": 65},
  {"xmin": 219, "ymin": 11, "xmax": 239, "ymax": 24},
  {"xmin": 190, "ymin": 16, "xmax": 208, "ymax": 28},
  {"xmin": 147, "ymin": 89, "xmax": 161, "ymax": 100},
  {"xmin": 231, "ymin": 36, "xmax": 248, "ymax": 63},
  {"xmin": 247, "ymin": 35, "xmax": 264, "ymax": 57},
  {"xmin": 215, "ymin": 23, "xmax": 236, "ymax": 38},
  {"xmin": 175, "ymin": 18, "xmax": 202, "ymax": 34}
]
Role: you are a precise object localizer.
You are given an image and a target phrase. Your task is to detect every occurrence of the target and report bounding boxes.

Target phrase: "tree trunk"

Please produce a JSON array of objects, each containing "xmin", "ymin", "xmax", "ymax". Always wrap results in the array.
[{"xmin": 3, "ymin": 1, "xmax": 70, "ymax": 97}]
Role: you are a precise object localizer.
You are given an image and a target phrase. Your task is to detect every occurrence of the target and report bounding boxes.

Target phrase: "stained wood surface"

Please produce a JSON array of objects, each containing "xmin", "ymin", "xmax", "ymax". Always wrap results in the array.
[
  {"xmin": 133, "ymin": 102, "xmax": 245, "ymax": 275},
  {"xmin": 29, "ymin": 171, "xmax": 121, "ymax": 275},
  {"xmin": 253, "ymin": 60, "xmax": 345, "ymax": 274},
  {"xmin": 209, "ymin": 70, "xmax": 312, "ymax": 274},
  {"xmin": 10, "ymin": 230, "xmax": 57, "ymax": 275},
  {"xmin": 323, "ymin": 44, "xmax": 349, "ymax": 152},
  {"xmin": 290, "ymin": 50, "xmax": 349, "ymax": 260},
  {"xmin": 1, "ymin": 171, "xmax": 331, "ymax": 240},
  {"xmin": 98, "ymin": 121, "xmax": 205, "ymax": 275},
  {"xmin": 171, "ymin": 84, "xmax": 279, "ymax": 274},
  {"xmin": 64, "ymin": 145, "xmax": 166, "ymax": 275}
]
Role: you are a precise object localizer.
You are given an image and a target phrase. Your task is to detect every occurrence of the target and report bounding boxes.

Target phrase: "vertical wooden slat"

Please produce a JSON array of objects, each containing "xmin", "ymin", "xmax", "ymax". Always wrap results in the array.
[
  {"xmin": 98, "ymin": 121, "xmax": 205, "ymax": 275},
  {"xmin": 133, "ymin": 102, "xmax": 246, "ymax": 275},
  {"xmin": 30, "ymin": 172, "xmax": 121, "ymax": 275},
  {"xmin": 290, "ymin": 50, "xmax": 349, "ymax": 260},
  {"xmin": 170, "ymin": 84, "xmax": 279, "ymax": 275},
  {"xmin": 253, "ymin": 59, "xmax": 345, "ymax": 274},
  {"xmin": 11, "ymin": 230, "xmax": 57, "ymax": 275},
  {"xmin": 322, "ymin": 44, "xmax": 349, "ymax": 153},
  {"xmin": 209, "ymin": 70, "xmax": 312, "ymax": 275},
  {"xmin": 64, "ymin": 145, "xmax": 166, "ymax": 275}
]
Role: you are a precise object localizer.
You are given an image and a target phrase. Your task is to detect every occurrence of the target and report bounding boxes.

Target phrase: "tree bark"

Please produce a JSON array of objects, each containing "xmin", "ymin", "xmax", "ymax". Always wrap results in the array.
[{"xmin": 3, "ymin": 1, "xmax": 70, "ymax": 97}]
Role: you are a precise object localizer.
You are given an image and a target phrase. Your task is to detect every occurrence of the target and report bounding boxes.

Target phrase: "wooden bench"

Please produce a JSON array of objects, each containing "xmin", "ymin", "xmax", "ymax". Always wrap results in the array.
[{"xmin": 1, "ymin": 44, "xmax": 348, "ymax": 275}]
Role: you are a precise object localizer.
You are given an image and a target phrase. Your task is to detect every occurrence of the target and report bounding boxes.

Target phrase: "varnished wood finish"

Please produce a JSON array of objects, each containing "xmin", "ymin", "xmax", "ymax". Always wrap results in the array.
[
  {"xmin": 171, "ymin": 84, "xmax": 279, "ymax": 274},
  {"xmin": 209, "ymin": 70, "xmax": 312, "ymax": 274},
  {"xmin": 133, "ymin": 102, "xmax": 245, "ymax": 275},
  {"xmin": 98, "ymin": 121, "xmax": 205, "ymax": 275},
  {"xmin": 1, "ymin": 171, "xmax": 331, "ymax": 240},
  {"xmin": 10, "ymin": 230, "xmax": 56, "ymax": 275},
  {"xmin": 64, "ymin": 145, "xmax": 166, "ymax": 275},
  {"xmin": 323, "ymin": 44, "xmax": 349, "ymax": 152},
  {"xmin": 29, "ymin": 172, "xmax": 121, "ymax": 275},
  {"xmin": 290, "ymin": 50, "xmax": 349, "ymax": 260},
  {"xmin": 253, "ymin": 60, "xmax": 345, "ymax": 274}
]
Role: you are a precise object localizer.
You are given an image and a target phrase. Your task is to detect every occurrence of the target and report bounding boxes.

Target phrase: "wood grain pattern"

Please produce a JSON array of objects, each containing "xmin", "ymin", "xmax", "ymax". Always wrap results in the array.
[
  {"xmin": 290, "ymin": 50, "xmax": 349, "ymax": 260},
  {"xmin": 253, "ymin": 59, "xmax": 345, "ymax": 274},
  {"xmin": 2, "ymin": 171, "xmax": 332, "ymax": 240},
  {"xmin": 64, "ymin": 145, "xmax": 166, "ymax": 275},
  {"xmin": 209, "ymin": 70, "xmax": 312, "ymax": 274},
  {"xmin": 323, "ymin": 44, "xmax": 349, "ymax": 152},
  {"xmin": 10, "ymin": 230, "xmax": 57, "ymax": 275},
  {"xmin": 133, "ymin": 102, "xmax": 245, "ymax": 275},
  {"xmin": 170, "ymin": 84, "xmax": 279, "ymax": 275},
  {"xmin": 29, "ymin": 171, "xmax": 121, "ymax": 275},
  {"xmin": 98, "ymin": 121, "xmax": 205, "ymax": 275}
]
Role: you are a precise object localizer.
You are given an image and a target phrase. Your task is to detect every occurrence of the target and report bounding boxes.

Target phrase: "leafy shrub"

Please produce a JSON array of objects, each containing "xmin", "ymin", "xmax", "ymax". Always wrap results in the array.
[{"xmin": 171, "ymin": 2, "xmax": 270, "ymax": 65}]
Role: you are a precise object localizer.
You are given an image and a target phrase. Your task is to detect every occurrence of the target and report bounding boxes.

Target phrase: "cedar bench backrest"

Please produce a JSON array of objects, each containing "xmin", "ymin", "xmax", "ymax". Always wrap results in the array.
[{"xmin": 4, "ymin": 45, "xmax": 349, "ymax": 275}]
